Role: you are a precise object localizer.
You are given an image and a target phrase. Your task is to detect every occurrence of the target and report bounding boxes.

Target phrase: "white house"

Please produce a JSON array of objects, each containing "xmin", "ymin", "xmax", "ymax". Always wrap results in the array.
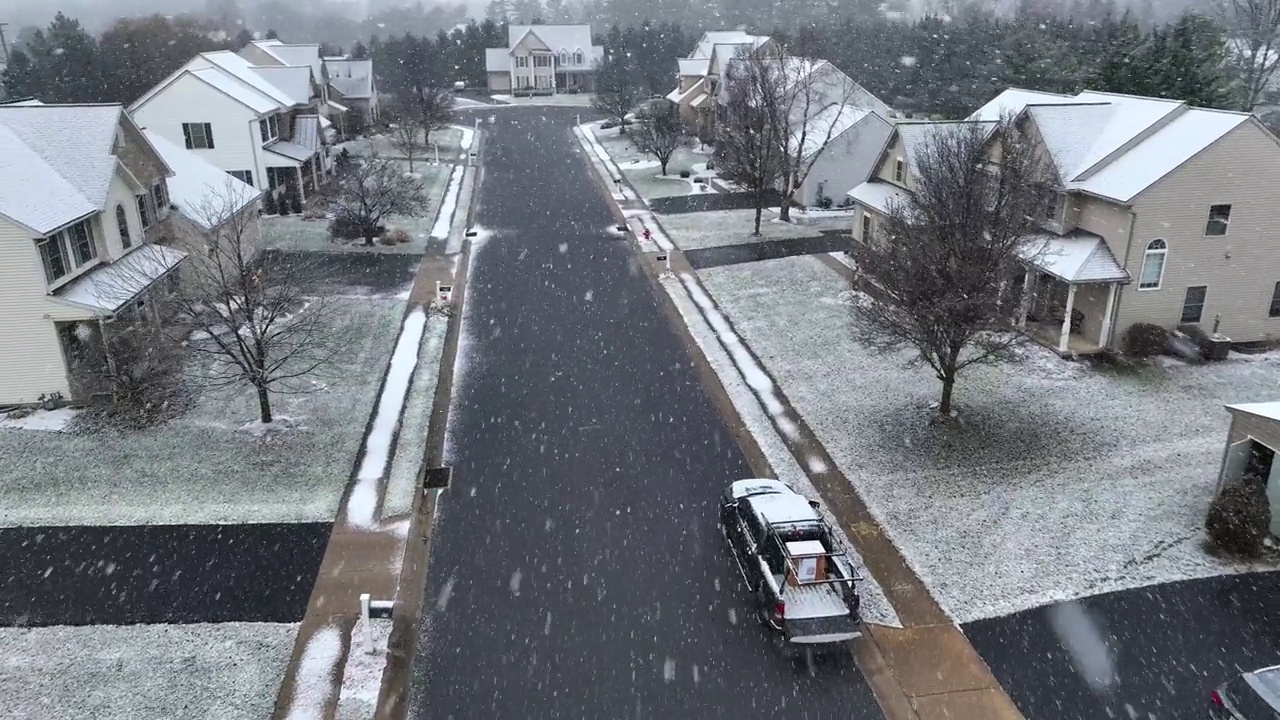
[
  {"xmin": 485, "ymin": 25, "xmax": 604, "ymax": 94},
  {"xmin": 0, "ymin": 102, "xmax": 257, "ymax": 405},
  {"xmin": 324, "ymin": 57, "xmax": 379, "ymax": 123},
  {"xmin": 130, "ymin": 51, "xmax": 333, "ymax": 205},
  {"xmin": 240, "ymin": 39, "xmax": 380, "ymax": 126},
  {"xmin": 790, "ymin": 106, "xmax": 894, "ymax": 207}
]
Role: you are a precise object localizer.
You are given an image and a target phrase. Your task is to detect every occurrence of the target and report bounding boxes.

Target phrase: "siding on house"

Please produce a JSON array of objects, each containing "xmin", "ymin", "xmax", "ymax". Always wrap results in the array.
[
  {"xmin": 131, "ymin": 73, "xmax": 264, "ymax": 195},
  {"xmin": 873, "ymin": 133, "xmax": 909, "ymax": 188},
  {"xmin": 1226, "ymin": 411, "xmax": 1280, "ymax": 453},
  {"xmin": 1120, "ymin": 120, "xmax": 1280, "ymax": 342},
  {"xmin": 0, "ymin": 218, "xmax": 77, "ymax": 403},
  {"xmin": 796, "ymin": 113, "xmax": 893, "ymax": 207}
]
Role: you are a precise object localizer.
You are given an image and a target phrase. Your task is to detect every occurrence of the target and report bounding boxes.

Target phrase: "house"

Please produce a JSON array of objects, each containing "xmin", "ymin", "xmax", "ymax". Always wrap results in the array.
[
  {"xmin": 238, "ymin": 39, "xmax": 354, "ymax": 130},
  {"xmin": 0, "ymin": 103, "xmax": 185, "ymax": 405},
  {"xmin": 130, "ymin": 51, "xmax": 333, "ymax": 205},
  {"xmin": 1218, "ymin": 401, "xmax": 1280, "ymax": 536},
  {"xmin": 849, "ymin": 88, "xmax": 1280, "ymax": 353},
  {"xmin": 323, "ymin": 57, "xmax": 379, "ymax": 124},
  {"xmin": 667, "ymin": 31, "xmax": 774, "ymax": 129},
  {"xmin": 788, "ymin": 106, "xmax": 894, "ymax": 208},
  {"xmin": 484, "ymin": 25, "xmax": 604, "ymax": 94}
]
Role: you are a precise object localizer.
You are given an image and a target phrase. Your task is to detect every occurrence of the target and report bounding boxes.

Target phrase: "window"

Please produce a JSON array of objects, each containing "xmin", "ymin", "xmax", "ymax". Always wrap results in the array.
[
  {"xmin": 137, "ymin": 195, "xmax": 152, "ymax": 228},
  {"xmin": 267, "ymin": 166, "xmax": 294, "ymax": 191},
  {"xmin": 270, "ymin": 114, "xmax": 280, "ymax": 138},
  {"xmin": 533, "ymin": 55, "xmax": 551, "ymax": 67},
  {"xmin": 228, "ymin": 170, "xmax": 254, "ymax": 185},
  {"xmin": 36, "ymin": 236, "xmax": 70, "ymax": 284},
  {"xmin": 35, "ymin": 218, "xmax": 97, "ymax": 284},
  {"xmin": 260, "ymin": 114, "xmax": 280, "ymax": 144},
  {"xmin": 67, "ymin": 221, "xmax": 97, "ymax": 265},
  {"xmin": 574, "ymin": 51, "xmax": 584, "ymax": 65},
  {"xmin": 515, "ymin": 56, "xmax": 529, "ymax": 68},
  {"xmin": 558, "ymin": 51, "xmax": 568, "ymax": 66},
  {"xmin": 860, "ymin": 212, "xmax": 873, "ymax": 241},
  {"xmin": 1181, "ymin": 285, "xmax": 1207, "ymax": 323},
  {"xmin": 1138, "ymin": 238, "xmax": 1167, "ymax": 290},
  {"xmin": 1270, "ymin": 282, "xmax": 1280, "ymax": 318},
  {"xmin": 115, "ymin": 204, "xmax": 132, "ymax": 249},
  {"xmin": 1205, "ymin": 204, "xmax": 1232, "ymax": 236},
  {"xmin": 892, "ymin": 158, "xmax": 905, "ymax": 184},
  {"xmin": 182, "ymin": 122, "xmax": 214, "ymax": 150},
  {"xmin": 1043, "ymin": 188, "xmax": 1065, "ymax": 222},
  {"xmin": 151, "ymin": 180, "xmax": 170, "ymax": 217},
  {"xmin": 259, "ymin": 119, "xmax": 269, "ymax": 142}
]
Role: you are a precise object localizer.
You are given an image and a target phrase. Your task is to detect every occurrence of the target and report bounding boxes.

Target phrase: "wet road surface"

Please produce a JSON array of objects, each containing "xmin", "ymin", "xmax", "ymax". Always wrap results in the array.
[{"xmin": 410, "ymin": 107, "xmax": 882, "ymax": 718}]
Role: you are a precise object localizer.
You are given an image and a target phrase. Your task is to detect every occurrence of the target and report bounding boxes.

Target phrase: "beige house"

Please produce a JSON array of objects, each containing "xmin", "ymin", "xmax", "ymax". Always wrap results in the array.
[
  {"xmin": 1219, "ymin": 401, "xmax": 1280, "ymax": 536},
  {"xmin": 0, "ymin": 103, "xmax": 259, "ymax": 406},
  {"xmin": 849, "ymin": 88, "xmax": 1280, "ymax": 354},
  {"xmin": 484, "ymin": 25, "xmax": 604, "ymax": 94},
  {"xmin": 667, "ymin": 31, "xmax": 774, "ymax": 130}
]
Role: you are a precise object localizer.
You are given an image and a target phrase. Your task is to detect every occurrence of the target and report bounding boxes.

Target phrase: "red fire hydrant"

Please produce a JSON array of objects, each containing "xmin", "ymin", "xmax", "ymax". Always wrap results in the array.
[{"xmin": 642, "ymin": 228, "xmax": 653, "ymax": 243}]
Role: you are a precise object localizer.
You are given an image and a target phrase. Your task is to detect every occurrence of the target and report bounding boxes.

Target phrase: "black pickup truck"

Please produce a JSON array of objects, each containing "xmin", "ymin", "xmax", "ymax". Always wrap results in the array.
[{"xmin": 720, "ymin": 479, "xmax": 863, "ymax": 649}]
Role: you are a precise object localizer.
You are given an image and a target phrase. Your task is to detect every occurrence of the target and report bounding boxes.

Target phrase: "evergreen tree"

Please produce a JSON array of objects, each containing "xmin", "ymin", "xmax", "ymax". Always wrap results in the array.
[
  {"xmin": 1, "ymin": 49, "xmax": 39, "ymax": 100},
  {"xmin": 20, "ymin": 13, "xmax": 102, "ymax": 104}
]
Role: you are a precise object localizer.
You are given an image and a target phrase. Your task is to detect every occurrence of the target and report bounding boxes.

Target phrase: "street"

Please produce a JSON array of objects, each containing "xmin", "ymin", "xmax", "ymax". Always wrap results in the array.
[{"xmin": 409, "ymin": 107, "xmax": 882, "ymax": 718}]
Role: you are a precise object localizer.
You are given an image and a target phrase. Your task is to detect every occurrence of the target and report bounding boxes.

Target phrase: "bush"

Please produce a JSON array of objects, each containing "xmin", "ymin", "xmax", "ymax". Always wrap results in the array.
[
  {"xmin": 302, "ymin": 206, "xmax": 327, "ymax": 220},
  {"xmin": 289, "ymin": 192, "xmax": 303, "ymax": 215},
  {"xmin": 262, "ymin": 191, "xmax": 278, "ymax": 215},
  {"xmin": 1206, "ymin": 479, "xmax": 1272, "ymax": 557},
  {"xmin": 328, "ymin": 214, "xmax": 383, "ymax": 241},
  {"xmin": 1124, "ymin": 322, "xmax": 1169, "ymax": 357},
  {"xmin": 384, "ymin": 227, "xmax": 411, "ymax": 244},
  {"xmin": 818, "ymin": 195, "xmax": 834, "ymax": 209},
  {"xmin": 678, "ymin": 169, "xmax": 691, "ymax": 178},
  {"xmin": 705, "ymin": 160, "xmax": 714, "ymax": 170}
]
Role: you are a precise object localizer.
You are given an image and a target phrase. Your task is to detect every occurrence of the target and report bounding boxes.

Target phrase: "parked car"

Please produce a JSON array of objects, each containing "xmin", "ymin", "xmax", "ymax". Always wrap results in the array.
[
  {"xmin": 1212, "ymin": 665, "xmax": 1280, "ymax": 718},
  {"xmin": 719, "ymin": 479, "xmax": 862, "ymax": 651}
]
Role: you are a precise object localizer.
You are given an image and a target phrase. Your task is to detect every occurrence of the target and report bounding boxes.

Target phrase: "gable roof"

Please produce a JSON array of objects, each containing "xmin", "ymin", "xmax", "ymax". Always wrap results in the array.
[
  {"xmin": 201, "ymin": 51, "xmax": 300, "ymax": 108},
  {"xmin": 691, "ymin": 31, "xmax": 770, "ymax": 59},
  {"xmin": 894, "ymin": 119, "xmax": 998, "ymax": 173},
  {"xmin": 0, "ymin": 104, "xmax": 130, "ymax": 234},
  {"xmin": 506, "ymin": 24, "xmax": 594, "ymax": 53},
  {"xmin": 188, "ymin": 68, "xmax": 280, "ymax": 114},
  {"xmin": 251, "ymin": 40, "xmax": 324, "ymax": 80},
  {"xmin": 325, "ymin": 59, "xmax": 374, "ymax": 98},
  {"xmin": 792, "ymin": 104, "xmax": 871, "ymax": 157},
  {"xmin": 967, "ymin": 88, "xmax": 1077, "ymax": 121},
  {"xmin": 249, "ymin": 65, "xmax": 313, "ymax": 106},
  {"xmin": 142, "ymin": 129, "xmax": 260, "ymax": 230}
]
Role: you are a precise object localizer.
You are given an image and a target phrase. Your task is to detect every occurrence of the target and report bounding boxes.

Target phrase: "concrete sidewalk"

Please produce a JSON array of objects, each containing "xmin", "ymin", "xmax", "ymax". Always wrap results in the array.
[{"xmin": 575, "ymin": 121, "xmax": 1024, "ymax": 720}]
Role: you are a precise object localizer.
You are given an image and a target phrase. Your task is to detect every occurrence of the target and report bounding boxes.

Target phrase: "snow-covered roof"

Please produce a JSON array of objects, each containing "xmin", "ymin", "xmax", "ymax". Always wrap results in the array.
[
  {"xmin": 847, "ymin": 179, "xmax": 910, "ymax": 214},
  {"xmin": 188, "ymin": 68, "xmax": 279, "ymax": 115},
  {"xmin": 201, "ymin": 51, "xmax": 300, "ymax": 108},
  {"xmin": 678, "ymin": 58, "xmax": 711, "ymax": 77},
  {"xmin": 667, "ymin": 78, "xmax": 706, "ymax": 105},
  {"xmin": 52, "ymin": 243, "xmax": 187, "ymax": 315},
  {"xmin": 967, "ymin": 88, "xmax": 1077, "ymax": 121},
  {"xmin": 485, "ymin": 48, "xmax": 509, "ymax": 73},
  {"xmin": 253, "ymin": 41, "xmax": 324, "ymax": 80},
  {"xmin": 691, "ymin": 31, "xmax": 770, "ymax": 59},
  {"xmin": 265, "ymin": 139, "xmax": 313, "ymax": 163},
  {"xmin": 690, "ymin": 93, "xmax": 711, "ymax": 109},
  {"xmin": 1227, "ymin": 401, "xmax": 1280, "ymax": 423},
  {"xmin": 142, "ymin": 130, "xmax": 260, "ymax": 230},
  {"xmin": 326, "ymin": 98, "xmax": 350, "ymax": 114},
  {"xmin": 896, "ymin": 120, "xmax": 997, "ymax": 173},
  {"xmin": 1020, "ymin": 230, "xmax": 1129, "ymax": 283},
  {"xmin": 326, "ymin": 59, "xmax": 375, "ymax": 99},
  {"xmin": 750, "ymin": 492, "xmax": 819, "ymax": 526},
  {"xmin": 792, "ymin": 104, "xmax": 870, "ymax": 157},
  {"xmin": 249, "ymin": 65, "xmax": 313, "ymax": 106},
  {"xmin": 0, "ymin": 104, "xmax": 126, "ymax": 234},
  {"xmin": 506, "ymin": 24, "xmax": 595, "ymax": 53}
]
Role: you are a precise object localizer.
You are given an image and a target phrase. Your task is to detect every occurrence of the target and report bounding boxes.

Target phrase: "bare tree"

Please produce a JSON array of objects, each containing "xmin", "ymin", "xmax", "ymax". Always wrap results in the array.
[
  {"xmin": 1222, "ymin": 0, "xmax": 1280, "ymax": 110},
  {"xmin": 849, "ymin": 119, "xmax": 1050, "ymax": 419},
  {"xmin": 592, "ymin": 52, "xmax": 643, "ymax": 132},
  {"xmin": 388, "ymin": 99, "xmax": 426, "ymax": 172},
  {"xmin": 328, "ymin": 151, "xmax": 429, "ymax": 245},
  {"xmin": 715, "ymin": 46, "xmax": 789, "ymax": 235},
  {"xmin": 777, "ymin": 60, "xmax": 861, "ymax": 221},
  {"xmin": 415, "ymin": 86, "xmax": 456, "ymax": 142},
  {"xmin": 630, "ymin": 110, "xmax": 684, "ymax": 175}
]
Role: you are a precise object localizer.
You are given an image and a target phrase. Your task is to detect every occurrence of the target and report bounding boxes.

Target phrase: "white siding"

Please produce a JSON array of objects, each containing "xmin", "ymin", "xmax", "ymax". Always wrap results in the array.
[
  {"xmin": 796, "ymin": 114, "xmax": 893, "ymax": 207},
  {"xmin": 0, "ymin": 218, "xmax": 76, "ymax": 404},
  {"xmin": 101, "ymin": 172, "xmax": 147, "ymax": 259},
  {"xmin": 132, "ymin": 73, "xmax": 265, "ymax": 194}
]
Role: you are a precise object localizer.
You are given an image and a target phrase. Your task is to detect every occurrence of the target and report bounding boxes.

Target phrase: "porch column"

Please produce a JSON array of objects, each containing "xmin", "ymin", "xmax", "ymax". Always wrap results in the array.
[
  {"xmin": 310, "ymin": 156, "xmax": 319, "ymax": 190},
  {"xmin": 1099, "ymin": 282, "xmax": 1119, "ymax": 349},
  {"xmin": 1058, "ymin": 283, "xmax": 1077, "ymax": 354},
  {"xmin": 1017, "ymin": 268, "xmax": 1034, "ymax": 329},
  {"xmin": 551, "ymin": 53, "xmax": 557, "ymax": 94},
  {"xmin": 296, "ymin": 167, "xmax": 306, "ymax": 203}
]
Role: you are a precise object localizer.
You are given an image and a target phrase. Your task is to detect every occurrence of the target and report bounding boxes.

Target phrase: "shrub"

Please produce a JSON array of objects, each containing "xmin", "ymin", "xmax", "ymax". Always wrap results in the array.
[
  {"xmin": 289, "ymin": 192, "xmax": 303, "ymax": 215},
  {"xmin": 818, "ymin": 195, "xmax": 834, "ymax": 209},
  {"xmin": 679, "ymin": 169, "xmax": 691, "ymax": 178},
  {"xmin": 384, "ymin": 227, "xmax": 411, "ymax": 244},
  {"xmin": 302, "ymin": 206, "xmax": 327, "ymax": 220},
  {"xmin": 262, "ymin": 191, "xmax": 278, "ymax": 215},
  {"xmin": 327, "ymin": 214, "xmax": 383, "ymax": 241},
  {"xmin": 1206, "ymin": 479, "xmax": 1272, "ymax": 557},
  {"xmin": 705, "ymin": 160, "xmax": 714, "ymax": 170},
  {"xmin": 1124, "ymin": 322, "xmax": 1168, "ymax": 357}
]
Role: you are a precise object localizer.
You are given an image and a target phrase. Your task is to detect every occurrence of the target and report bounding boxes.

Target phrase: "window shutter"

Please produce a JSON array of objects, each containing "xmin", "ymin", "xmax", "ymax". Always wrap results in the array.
[
  {"xmin": 182, "ymin": 123, "xmax": 193, "ymax": 149},
  {"xmin": 204, "ymin": 123, "xmax": 214, "ymax": 149}
]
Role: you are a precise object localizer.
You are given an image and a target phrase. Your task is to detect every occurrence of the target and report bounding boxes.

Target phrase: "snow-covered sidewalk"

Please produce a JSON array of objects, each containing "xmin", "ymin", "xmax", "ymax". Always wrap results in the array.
[
  {"xmin": 693, "ymin": 255, "xmax": 1280, "ymax": 623},
  {"xmin": 430, "ymin": 165, "xmax": 467, "ymax": 242}
]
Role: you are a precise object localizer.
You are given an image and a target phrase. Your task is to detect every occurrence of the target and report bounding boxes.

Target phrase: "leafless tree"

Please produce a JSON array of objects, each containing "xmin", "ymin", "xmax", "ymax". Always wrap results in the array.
[
  {"xmin": 1222, "ymin": 0, "xmax": 1280, "ymax": 110},
  {"xmin": 630, "ymin": 110, "xmax": 684, "ymax": 175},
  {"xmin": 849, "ymin": 119, "xmax": 1050, "ymax": 419},
  {"xmin": 715, "ymin": 47, "xmax": 789, "ymax": 235},
  {"xmin": 415, "ymin": 86, "xmax": 456, "ymax": 142},
  {"xmin": 328, "ymin": 150, "xmax": 429, "ymax": 245},
  {"xmin": 592, "ymin": 52, "xmax": 643, "ymax": 132},
  {"xmin": 388, "ymin": 99, "xmax": 426, "ymax": 172},
  {"xmin": 776, "ymin": 60, "xmax": 862, "ymax": 221}
]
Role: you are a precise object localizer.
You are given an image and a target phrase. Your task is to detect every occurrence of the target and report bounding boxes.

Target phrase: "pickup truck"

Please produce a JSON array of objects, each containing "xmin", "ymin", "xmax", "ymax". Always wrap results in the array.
[{"xmin": 719, "ymin": 479, "xmax": 863, "ymax": 649}]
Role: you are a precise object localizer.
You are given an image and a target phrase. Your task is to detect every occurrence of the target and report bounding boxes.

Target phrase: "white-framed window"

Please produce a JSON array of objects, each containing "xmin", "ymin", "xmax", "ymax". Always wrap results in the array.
[
  {"xmin": 860, "ymin": 212, "xmax": 873, "ymax": 241},
  {"xmin": 260, "ymin": 114, "xmax": 281, "ymax": 144},
  {"xmin": 1138, "ymin": 238, "xmax": 1167, "ymax": 290},
  {"xmin": 515, "ymin": 56, "xmax": 529, "ymax": 68},
  {"xmin": 1205, "ymin": 203, "xmax": 1231, "ymax": 236},
  {"xmin": 1044, "ymin": 188, "xmax": 1065, "ymax": 222},
  {"xmin": 558, "ymin": 51, "xmax": 568, "ymax": 66},
  {"xmin": 574, "ymin": 51, "xmax": 584, "ymax": 65},
  {"xmin": 228, "ymin": 170, "xmax": 254, "ymax": 185},
  {"xmin": 137, "ymin": 194, "xmax": 152, "ymax": 228},
  {"xmin": 1181, "ymin": 285, "xmax": 1207, "ymax": 323},
  {"xmin": 115, "ymin": 204, "xmax": 132, "ymax": 249},
  {"xmin": 533, "ymin": 55, "xmax": 551, "ymax": 67},
  {"xmin": 35, "ymin": 218, "xmax": 98, "ymax": 284},
  {"xmin": 151, "ymin": 180, "xmax": 170, "ymax": 217},
  {"xmin": 182, "ymin": 122, "xmax": 214, "ymax": 149},
  {"xmin": 892, "ymin": 158, "xmax": 905, "ymax": 184}
]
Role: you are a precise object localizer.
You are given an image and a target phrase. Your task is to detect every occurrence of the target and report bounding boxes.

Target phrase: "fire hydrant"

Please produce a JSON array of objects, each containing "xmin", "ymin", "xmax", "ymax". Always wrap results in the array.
[{"xmin": 642, "ymin": 228, "xmax": 653, "ymax": 243}]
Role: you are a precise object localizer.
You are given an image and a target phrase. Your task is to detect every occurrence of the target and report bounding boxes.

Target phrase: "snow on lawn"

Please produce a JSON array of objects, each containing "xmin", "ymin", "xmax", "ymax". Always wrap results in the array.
[
  {"xmin": 0, "ymin": 296, "xmax": 408, "ymax": 528},
  {"xmin": 384, "ymin": 315, "xmax": 450, "ymax": 518},
  {"xmin": 659, "ymin": 273, "xmax": 899, "ymax": 628},
  {"xmin": 451, "ymin": 124, "xmax": 475, "ymax": 151},
  {"xmin": 657, "ymin": 209, "xmax": 831, "ymax": 250},
  {"xmin": 348, "ymin": 309, "xmax": 428, "ymax": 530},
  {"xmin": 335, "ymin": 617, "xmax": 392, "ymax": 720},
  {"xmin": 594, "ymin": 127, "xmax": 716, "ymax": 201},
  {"xmin": 0, "ymin": 622, "xmax": 296, "ymax": 720},
  {"xmin": 697, "ymin": 255, "xmax": 1280, "ymax": 623},
  {"xmin": 0, "ymin": 407, "xmax": 79, "ymax": 432},
  {"xmin": 430, "ymin": 165, "xmax": 467, "ymax": 241},
  {"xmin": 341, "ymin": 128, "xmax": 465, "ymax": 159}
]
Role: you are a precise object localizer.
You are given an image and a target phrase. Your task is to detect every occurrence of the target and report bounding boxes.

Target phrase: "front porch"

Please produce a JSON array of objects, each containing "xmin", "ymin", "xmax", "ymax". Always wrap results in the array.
[{"xmin": 1015, "ymin": 231, "xmax": 1132, "ymax": 358}]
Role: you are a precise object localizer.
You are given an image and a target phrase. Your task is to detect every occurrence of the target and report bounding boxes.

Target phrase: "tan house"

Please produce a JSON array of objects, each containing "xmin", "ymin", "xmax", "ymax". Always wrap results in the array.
[
  {"xmin": 0, "ymin": 103, "xmax": 259, "ymax": 406},
  {"xmin": 484, "ymin": 25, "xmax": 604, "ymax": 95},
  {"xmin": 849, "ymin": 88, "xmax": 1280, "ymax": 354},
  {"xmin": 1219, "ymin": 401, "xmax": 1280, "ymax": 536},
  {"xmin": 667, "ymin": 31, "xmax": 774, "ymax": 130}
]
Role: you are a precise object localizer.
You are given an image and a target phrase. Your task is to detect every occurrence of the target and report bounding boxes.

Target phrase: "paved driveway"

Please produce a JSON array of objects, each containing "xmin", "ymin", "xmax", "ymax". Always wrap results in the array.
[
  {"xmin": 410, "ymin": 107, "xmax": 882, "ymax": 718},
  {"xmin": 966, "ymin": 571, "xmax": 1280, "ymax": 719}
]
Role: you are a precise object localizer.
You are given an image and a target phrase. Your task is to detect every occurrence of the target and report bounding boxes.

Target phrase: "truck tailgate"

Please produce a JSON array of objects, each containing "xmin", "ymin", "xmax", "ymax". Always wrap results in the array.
[{"xmin": 785, "ymin": 614, "xmax": 862, "ymax": 645}]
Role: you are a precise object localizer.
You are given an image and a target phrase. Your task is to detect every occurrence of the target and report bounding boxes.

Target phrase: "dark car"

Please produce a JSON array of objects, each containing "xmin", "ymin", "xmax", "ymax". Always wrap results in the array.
[{"xmin": 1212, "ymin": 665, "xmax": 1280, "ymax": 718}]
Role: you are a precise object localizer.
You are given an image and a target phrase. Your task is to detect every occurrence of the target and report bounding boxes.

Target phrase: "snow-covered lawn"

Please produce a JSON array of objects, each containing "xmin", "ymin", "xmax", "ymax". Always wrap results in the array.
[
  {"xmin": 340, "ymin": 127, "xmax": 466, "ymax": 160},
  {"xmin": 593, "ymin": 126, "xmax": 716, "ymax": 201},
  {"xmin": 0, "ymin": 622, "xmax": 296, "ymax": 720},
  {"xmin": 385, "ymin": 315, "xmax": 450, "ymax": 518},
  {"xmin": 657, "ymin": 208, "xmax": 834, "ymax": 250},
  {"xmin": 261, "ymin": 164, "xmax": 450, "ymax": 255},
  {"xmin": 0, "ymin": 296, "xmax": 408, "ymax": 527},
  {"xmin": 696, "ymin": 255, "xmax": 1279, "ymax": 623}
]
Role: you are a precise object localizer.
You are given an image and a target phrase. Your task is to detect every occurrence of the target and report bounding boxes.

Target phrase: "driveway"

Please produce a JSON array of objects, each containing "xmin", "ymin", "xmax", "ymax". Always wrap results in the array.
[
  {"xmin": 965, "ymin": 571, "xmax": 1280, "ymax": 719},
  {"xmin": 410, "ymin": 107, "xmax": 882, "ymax": 717}
]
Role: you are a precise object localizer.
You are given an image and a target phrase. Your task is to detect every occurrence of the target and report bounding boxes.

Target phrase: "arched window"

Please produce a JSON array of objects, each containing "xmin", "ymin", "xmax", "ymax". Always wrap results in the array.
[
  {"xmin": 574, "ymin": 51, "xmax": 584, "ymax": 66},
  {"xmin": 1138, "ymin": 238, "xmax": 1166, "ymax": 290},
  {"xmin": 115, "ymin": 204, "xmax": 132, "ymax": 249}
]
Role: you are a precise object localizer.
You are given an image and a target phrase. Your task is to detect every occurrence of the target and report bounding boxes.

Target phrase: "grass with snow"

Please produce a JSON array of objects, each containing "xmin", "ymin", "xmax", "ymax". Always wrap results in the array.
[
  {"xmin": 0, "ymin": 296, "xmax": 408, "ymax": 527},
  {"xmin": 697, "ymin": 255, "xmax": 1280, "ymax": 623},
  {"xmin": 593, "ymin": 126, "xmax": 716, "ymax": 201},
  {"xmin": 384, "ymin": 315, "xmax": 450, "ymax": 518},
  {"xmin": 335, "ymin": 618, "xmax": 393, "ymax": 720},
  {"xmin": 657, "ymin": 208, "xmax": 838, "ymax": 250},
  {"xmin": 339, "ymin": 127, "xmax": 467, "ymax": 161},
  {"xmin": 0, "ymin": 622, "xmax": 297, "ymax": 720}
]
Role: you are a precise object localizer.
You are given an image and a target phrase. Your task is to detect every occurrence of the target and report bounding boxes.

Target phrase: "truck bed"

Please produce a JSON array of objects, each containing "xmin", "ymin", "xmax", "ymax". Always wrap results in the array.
[{"xmin": 781, "ymin": 580, "xmax": 852, "ymax": 620}]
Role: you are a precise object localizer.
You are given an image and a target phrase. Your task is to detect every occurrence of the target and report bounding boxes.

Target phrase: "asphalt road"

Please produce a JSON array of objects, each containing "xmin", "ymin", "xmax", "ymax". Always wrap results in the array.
[
  {"xmin": 410, "ymin": 107, "xmax": 882, "ymax": 718},
  {"xmin": 0, "ymin": 522, "xmax": 329, "ymax": 626},
  {"xmin": 965, "ymin": 570, "xmax": 1280, "ymax": 719}
]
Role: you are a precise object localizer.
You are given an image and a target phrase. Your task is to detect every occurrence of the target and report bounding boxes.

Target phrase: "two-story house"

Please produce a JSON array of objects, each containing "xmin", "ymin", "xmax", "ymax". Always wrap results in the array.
[
  {"xmin": 324, "ymin": 57, "xmax": 379, "ymax": 125},
  {"xmin": 667, "ymin": 31, "xmax": 774, "ymax": 128},
  {"xmin": 848, "ymin": 88, "xmax": 1280, "ymax": 354},
  {"xmin": 130, "ymin": 51, "xmax": 333, "ymax": 205},
  {"xmin": 238, "ymin": 39, "xmax": 354, "ymax": 131},
  {"xmin": 485, "ymin": 25, "xmax": 604, "ymax": 95}
]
